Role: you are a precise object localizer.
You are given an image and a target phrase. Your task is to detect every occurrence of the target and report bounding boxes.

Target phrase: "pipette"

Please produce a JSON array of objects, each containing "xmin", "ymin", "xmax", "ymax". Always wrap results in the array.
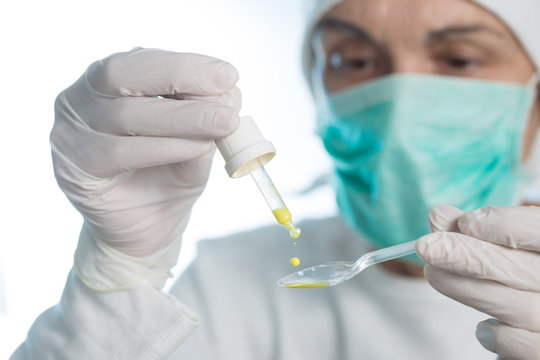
[
  {"xmin": 216, "ymin": 116, "xmax": 300, "ymax": 238},
  {"xmin": 277, "ymin": 240, "xmax": 417, "ymax": 288}
]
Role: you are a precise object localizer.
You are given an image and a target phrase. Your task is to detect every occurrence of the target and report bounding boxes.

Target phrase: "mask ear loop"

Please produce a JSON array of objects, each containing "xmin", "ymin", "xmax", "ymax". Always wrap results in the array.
[{"xmin": 523, "ymin": 72, "xmax": 540, "ymax": 202}]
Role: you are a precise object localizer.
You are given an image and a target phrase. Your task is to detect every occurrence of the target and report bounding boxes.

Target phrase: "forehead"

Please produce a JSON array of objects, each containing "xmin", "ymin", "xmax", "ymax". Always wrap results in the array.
[{"xmin": 321, "ymin": 0, "xmax": 510, "ymax": 40}]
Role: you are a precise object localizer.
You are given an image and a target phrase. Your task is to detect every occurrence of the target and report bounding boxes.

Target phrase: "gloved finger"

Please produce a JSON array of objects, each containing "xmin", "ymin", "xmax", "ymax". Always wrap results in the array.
[
  {"xmin": 428, "ymin": 204, "xmax": 464, "ymax": 232},
  {"xmin": 424, "ymin": 265, "xmax": 540, "ymax": 332},
  {"xmin": 476, "ymin": 318, "xmax": 540, "ymax": 360},
  {"xmin": 52, "ymin": 118, "xmax": 216, "ymax": 178},
  {"xmin": 458, "ymin": 206, "xmax": 540, "ymax": 252},
  {"xmin": 83, "ymin": 97, "xmax": 240, "ymax": 138},
  {"xmin": 417, "ymin": 231, "xmax": 540, "ymax": 291},
  {"xmin": 86, "ymin": 48, "xmax": 239, "ymax": 97},
  {"xmin": 165, "ymin": 148, "xmax": 217, "ymax": 189},
  {"xmin": 182, "ymin": 85, "xmax": 242, "ymax": 112}
]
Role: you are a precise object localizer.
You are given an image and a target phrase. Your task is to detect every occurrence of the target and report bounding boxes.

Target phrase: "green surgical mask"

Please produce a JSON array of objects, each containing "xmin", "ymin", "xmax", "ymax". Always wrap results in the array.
[{"xmin": 317, "ymin": 74, "xmax": 536, "ymax": 259}]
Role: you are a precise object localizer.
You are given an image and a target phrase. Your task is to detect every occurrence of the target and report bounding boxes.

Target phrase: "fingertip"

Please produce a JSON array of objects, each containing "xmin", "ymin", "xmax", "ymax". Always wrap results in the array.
[
  {"xmin": 457, "ymin": 216, "xmax": 469, "ymax": 234},
  {"xmin": 229, "ymin": 86, "xmax": 242, "ymax": 112},
  {"xmin": 213, "ymin": 106, "xmax": 240, "ymax": 137},
  {"xmin": 189, "ymin": 57, "xmax": 239, "ymax": 94},
  {"xmin": 416, "ymin": 232, "xmax": 465, "ymax": 267},
  {"xmin": 457, "ymin": 206, "xmax": 493, "ymax": 234},
  {"xmin": 429, "ymin": 204, "xmax": 464, "ymax": 232},
  {"xmin": 476, "ymin": 319, "xmax": 497, "ymax": 352},
  {"xmin": 415, "ymin": 234, "xmax": 431, "ymax": 263},
  {"xmin": 213, "ymin": 61, "xmax": 240, "ymax": 91}
]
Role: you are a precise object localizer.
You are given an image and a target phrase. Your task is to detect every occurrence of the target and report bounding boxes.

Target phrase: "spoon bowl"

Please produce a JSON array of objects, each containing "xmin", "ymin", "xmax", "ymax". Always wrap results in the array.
[{"xmin": 277, "ymin": 261, "xmax": 356, "ymax": 288}]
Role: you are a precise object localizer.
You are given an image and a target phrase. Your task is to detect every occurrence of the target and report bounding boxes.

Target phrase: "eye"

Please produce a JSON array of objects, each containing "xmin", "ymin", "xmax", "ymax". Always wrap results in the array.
[
  {"xmin": 329, "ymin": 52, "xmax": 374, "ymax": 72},
  {"xmin": 444, "ymin": 56, "xmax": 476, "ymax": 69},
  {"xmin": 321, "ymin": 41, "xmax": 385, "ymax": 90}
]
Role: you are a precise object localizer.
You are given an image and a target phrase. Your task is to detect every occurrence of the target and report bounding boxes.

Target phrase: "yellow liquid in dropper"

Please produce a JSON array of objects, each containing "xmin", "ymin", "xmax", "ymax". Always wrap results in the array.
[{"xmin": 272, "ymin": 207, "xmax": 301, "ymax": 239}]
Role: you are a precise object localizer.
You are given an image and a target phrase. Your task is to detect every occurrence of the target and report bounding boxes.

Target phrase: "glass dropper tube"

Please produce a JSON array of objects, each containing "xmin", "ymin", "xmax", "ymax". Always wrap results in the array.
[{"xmin": 250, "ymin": 162, "xmax": 301, "ymax": 239}]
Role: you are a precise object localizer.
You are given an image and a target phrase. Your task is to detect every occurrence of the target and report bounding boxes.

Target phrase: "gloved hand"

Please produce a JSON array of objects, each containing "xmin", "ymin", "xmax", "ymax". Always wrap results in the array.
[
  {"xmin": 416, "ymin": 205, "xmax": 540, "ymax": 360},
  {"xmin": 51, "ymin": 48, "xmax": 241, "ymax": 291}
]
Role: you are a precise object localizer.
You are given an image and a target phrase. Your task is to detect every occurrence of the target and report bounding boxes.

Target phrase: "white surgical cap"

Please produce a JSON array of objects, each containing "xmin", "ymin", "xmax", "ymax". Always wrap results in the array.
[{"xmin": 302, "ymin": 0, "xmax": 540, "ymax": 198}]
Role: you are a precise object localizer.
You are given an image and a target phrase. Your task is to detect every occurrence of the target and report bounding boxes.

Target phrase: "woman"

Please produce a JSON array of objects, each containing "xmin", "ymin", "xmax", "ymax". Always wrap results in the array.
[{"xmin": 12, "ymin": 0, "xmax": 540, "ymax": 359}]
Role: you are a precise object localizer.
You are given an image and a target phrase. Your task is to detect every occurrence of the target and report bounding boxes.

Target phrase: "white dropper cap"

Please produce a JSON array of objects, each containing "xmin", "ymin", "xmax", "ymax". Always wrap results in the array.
[{"xmin": 216, "ymin": 115, "xmax": 276, "ymax": 178}]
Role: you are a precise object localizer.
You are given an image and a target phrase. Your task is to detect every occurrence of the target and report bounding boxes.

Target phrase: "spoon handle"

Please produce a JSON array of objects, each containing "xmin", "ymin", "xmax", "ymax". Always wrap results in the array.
[{"xmin": 356, "ymin": 240, "xmax": 417, "ymax": 270}]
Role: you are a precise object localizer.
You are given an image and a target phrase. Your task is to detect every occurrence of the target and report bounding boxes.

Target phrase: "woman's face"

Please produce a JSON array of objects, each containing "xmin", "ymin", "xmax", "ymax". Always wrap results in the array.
[{"xmin": 312, "ymin": 0, "xmax": 539, "ymax": 160}]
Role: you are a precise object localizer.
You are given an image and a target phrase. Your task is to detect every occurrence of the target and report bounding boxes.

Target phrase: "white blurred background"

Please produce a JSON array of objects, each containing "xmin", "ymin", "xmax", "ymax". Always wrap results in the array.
[{"xmin": 0, "ymin": 0, "xmax": 337, "ymax": 356}]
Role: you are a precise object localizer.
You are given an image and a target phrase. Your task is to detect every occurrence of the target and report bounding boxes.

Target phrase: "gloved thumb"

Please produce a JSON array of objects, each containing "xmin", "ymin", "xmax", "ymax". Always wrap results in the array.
[{"xmin": 428, "ymin": 204, "xmax": 464, "ymax": 232}]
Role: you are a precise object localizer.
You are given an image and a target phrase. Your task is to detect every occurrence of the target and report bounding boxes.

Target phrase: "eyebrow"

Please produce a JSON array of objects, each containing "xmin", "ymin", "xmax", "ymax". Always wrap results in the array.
[
  {"xmin": 316, "ymin": 18, "xmax": 506, "ymax": 45},
  {"xmin": 428, "ymin": 25, "xmax": 506, "ymax": 43},
  {"xmin": 315, "ymin": 18, "xmax": 377, "ymax": 44}
]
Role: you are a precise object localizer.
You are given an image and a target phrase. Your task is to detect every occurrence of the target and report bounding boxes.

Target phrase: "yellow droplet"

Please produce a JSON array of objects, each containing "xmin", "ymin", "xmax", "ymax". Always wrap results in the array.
[{"xmin": 290, "ymin": 257, "xmax": 300, "ymax": 267}]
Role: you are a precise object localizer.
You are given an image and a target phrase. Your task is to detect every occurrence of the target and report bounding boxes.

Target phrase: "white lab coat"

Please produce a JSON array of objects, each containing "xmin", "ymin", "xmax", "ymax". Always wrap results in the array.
[{"xmin": 11, "ymin": 216, "xmax": 494, "ymax": 359}]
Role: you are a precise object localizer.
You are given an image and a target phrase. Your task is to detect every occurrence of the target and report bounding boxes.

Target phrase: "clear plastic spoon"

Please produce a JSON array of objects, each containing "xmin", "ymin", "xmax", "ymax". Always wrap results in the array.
[{"xmin": 277, "ymin": 240, "xmax": 417, "ymax": 288}]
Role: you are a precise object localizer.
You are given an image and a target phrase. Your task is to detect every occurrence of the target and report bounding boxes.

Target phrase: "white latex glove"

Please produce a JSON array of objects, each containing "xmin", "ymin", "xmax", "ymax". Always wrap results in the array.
[
  {"xmin": 51, "ymin": 48, "xmax": 241, "ymax": 291},
  {"xmin": 416, "ymin": 205, "xmax": 540, "ymax": 360}
]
